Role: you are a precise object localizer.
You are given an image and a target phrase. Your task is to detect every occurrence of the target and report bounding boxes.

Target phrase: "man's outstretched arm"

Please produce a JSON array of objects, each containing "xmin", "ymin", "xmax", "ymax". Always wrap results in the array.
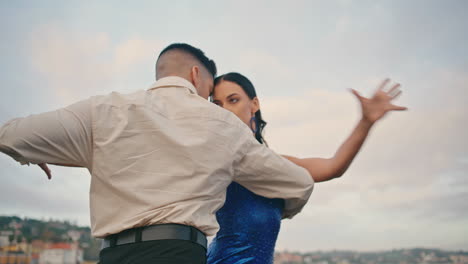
[{"xmin": 0, "ymin": 99, "xmax": 93, "ymax": 178}]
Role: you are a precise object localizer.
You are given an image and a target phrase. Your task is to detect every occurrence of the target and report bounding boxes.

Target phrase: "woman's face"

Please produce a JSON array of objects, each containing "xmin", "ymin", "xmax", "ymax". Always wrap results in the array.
[{"xmin": 212, "ymin": 80, "xmax": 259, "ymax": 128}]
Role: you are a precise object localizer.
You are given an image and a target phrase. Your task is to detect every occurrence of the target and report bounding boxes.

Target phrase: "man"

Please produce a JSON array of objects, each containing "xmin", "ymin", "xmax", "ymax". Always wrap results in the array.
[{"xmin": 0, "ymin": 43, "xmax": 314, "ymax": 263}]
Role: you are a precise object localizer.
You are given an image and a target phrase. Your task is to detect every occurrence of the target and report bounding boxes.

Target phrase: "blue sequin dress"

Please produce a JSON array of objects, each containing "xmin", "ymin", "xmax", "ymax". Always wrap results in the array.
[{"xmin": 207, "ymin": 182, "xmax": 285, "ymax": 264}]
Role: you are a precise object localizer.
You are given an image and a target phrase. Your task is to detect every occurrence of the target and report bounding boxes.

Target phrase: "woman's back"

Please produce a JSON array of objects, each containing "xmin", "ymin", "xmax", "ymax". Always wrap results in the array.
[{"xmin": 207, "ymin": 182, "xmax": 284, "ymax": 264}]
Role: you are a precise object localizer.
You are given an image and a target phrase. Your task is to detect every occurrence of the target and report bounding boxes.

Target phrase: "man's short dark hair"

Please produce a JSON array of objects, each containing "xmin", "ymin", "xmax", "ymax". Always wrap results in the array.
[{"xmin": 158, "ymin": 43, "xmax": 217, "ymax": 78}]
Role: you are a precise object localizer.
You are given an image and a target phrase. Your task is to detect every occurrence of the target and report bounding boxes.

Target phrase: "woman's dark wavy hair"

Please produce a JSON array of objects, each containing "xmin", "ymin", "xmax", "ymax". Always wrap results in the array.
[{"xmin": 214, "ymin": 72, "xmax": 267, "ymax": 145}]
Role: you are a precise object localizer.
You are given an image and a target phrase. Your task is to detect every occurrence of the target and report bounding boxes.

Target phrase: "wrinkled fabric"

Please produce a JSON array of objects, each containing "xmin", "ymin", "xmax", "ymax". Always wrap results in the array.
[
  {"xmin": 207, "ymin": 182, "xmax": 283, "ymax": 264},
  {"xmin": 0, "ymin": 76, "xmax": 313, "ymax": 238}
]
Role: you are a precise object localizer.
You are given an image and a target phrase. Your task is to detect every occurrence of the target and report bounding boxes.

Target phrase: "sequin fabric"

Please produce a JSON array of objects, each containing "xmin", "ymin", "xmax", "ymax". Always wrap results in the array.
[{"xmin": 207, "ymin": 182, "xmax": 285, "ymax": 264}]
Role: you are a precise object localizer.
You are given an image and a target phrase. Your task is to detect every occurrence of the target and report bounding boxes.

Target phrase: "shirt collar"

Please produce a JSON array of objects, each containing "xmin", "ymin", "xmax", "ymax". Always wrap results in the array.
[{"xmin": 147, "ymin": 76, "xmax": 198, "ymax": 95}]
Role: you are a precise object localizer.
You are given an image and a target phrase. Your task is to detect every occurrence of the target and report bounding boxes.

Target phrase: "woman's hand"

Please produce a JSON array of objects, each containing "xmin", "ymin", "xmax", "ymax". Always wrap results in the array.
[
  {"xmin": 284, "ymin": 78, "xmax": 408, "ymax": 182},
  {"xmin": 351, "ymin": 78, "xmax": 407, "ymax": 124}
]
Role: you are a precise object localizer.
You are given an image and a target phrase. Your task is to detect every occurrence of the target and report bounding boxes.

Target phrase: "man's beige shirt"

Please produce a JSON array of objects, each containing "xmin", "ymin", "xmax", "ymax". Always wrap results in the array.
[{"xmin": 0, "ymin": 76, "xmax": 314, "ymax": 237}]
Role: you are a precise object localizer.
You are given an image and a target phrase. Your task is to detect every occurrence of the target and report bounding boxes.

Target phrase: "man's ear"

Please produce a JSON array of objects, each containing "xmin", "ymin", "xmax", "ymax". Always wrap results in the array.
[
  {"xmin": 190, "ymin": 66, "xmax": 201, "ymax": 89},
  {"xmin": 251, "ymin": 97, "xmax": 260, "ymax": 114}
]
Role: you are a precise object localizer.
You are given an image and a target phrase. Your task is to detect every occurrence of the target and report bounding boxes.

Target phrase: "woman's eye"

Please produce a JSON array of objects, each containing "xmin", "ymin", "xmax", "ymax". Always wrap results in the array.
[{"xmin": 230, "ymin": 98, "xmax": 239, "ymax": 103}]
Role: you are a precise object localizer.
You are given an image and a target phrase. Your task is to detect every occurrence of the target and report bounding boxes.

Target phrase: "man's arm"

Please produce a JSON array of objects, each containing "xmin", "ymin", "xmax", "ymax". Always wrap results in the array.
[
  {"xmin": 0, "ymin": 99, "xmax": 93, "ymax": 177},
  {"xmin": 232, "ymin": 133, "xmax": 314, "ymax": 219}
]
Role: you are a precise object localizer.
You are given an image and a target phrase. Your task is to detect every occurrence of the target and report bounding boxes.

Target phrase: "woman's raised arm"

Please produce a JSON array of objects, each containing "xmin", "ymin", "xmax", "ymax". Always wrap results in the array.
[{"xmin": 283, "ymin": 78, "xmax": 407, "ymax": 182}]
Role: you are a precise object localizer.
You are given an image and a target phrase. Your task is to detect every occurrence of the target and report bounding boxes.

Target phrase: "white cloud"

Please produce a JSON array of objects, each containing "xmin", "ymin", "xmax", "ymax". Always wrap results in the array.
[
  {"xmin": 28, "ymin": 24, "xmax": 112, "ymax": 103},
  {"xmin": 113, "ymin": 37, "xmax": 164, "ymax": 74},
  {"xmin": 27, "ymin": 24, "xmax": 164, "ymax": 105},
  {"xmin": 260, "ymin": 68, "xmax": 468, "ymax": 251}
]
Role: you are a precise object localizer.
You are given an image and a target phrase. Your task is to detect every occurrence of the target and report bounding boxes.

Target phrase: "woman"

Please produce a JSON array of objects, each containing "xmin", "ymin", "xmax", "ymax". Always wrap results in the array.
[{"xmin": 207, "ymin": 72, "xmax": 406, "ymax": 263}]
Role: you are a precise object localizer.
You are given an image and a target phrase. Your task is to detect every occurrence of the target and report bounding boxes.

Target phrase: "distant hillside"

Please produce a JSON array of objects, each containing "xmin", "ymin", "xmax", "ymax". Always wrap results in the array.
[
  {"xmin": 275, "ymin": 248, "xmax": 468, "ymax": 264},
  {"xmin": 0, "ymin": 216, "xmax": 100, "ymax": 261},
  {"xmin": 2, "ymin": 215, "xmax": 467, "ymax": 264}
]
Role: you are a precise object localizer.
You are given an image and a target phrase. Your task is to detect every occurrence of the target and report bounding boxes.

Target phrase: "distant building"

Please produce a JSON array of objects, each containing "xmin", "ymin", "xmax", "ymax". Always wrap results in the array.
[
  {"xmin": 0, "ymin": 230, "xmax": 13, "ymax": 249},
  {"xmin": 30, "ymin": 240, "xmax": 47, "ymax": 264},
  {"xmin": 0, "ymin": 236, "xmax": 9, "ymax": 248},
  {"xmin": 39, "ymin": 243, "xmax": 83, "ymax": 264},
  {"xmin": 274, "ymin": 251, "xmax": 303, "ymax": 264},
  {"xmin": 450, "ymin": 254, "xmax": 468, "ymax": 264},
  {"xmin": 0, "ymin": 250, "xmax": 30, "ymax": 264}
]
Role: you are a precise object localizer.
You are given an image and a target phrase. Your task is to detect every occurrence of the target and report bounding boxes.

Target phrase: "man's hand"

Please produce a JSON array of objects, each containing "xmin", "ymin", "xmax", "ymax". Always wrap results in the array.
[
  {"xmin": 38, "ymin": 163, "xmax": 52, "ymax": 180},
  {"xmin": 351, "ymin": 78, "xmax": 407, "ymax": 124},
  {"xmin": 37, "ymin": 162, "xmax": 84, "ymax": 180}
]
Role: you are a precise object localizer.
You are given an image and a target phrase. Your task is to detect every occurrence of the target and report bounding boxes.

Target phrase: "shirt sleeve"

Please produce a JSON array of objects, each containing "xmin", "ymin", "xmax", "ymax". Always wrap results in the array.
[
  {"xmin": 232, "ymin": 133, "xmax": 314, "ymax": 219},
  {"xmin": 0, "ymin": 98, "xmax": 93, "ymax": 169}
]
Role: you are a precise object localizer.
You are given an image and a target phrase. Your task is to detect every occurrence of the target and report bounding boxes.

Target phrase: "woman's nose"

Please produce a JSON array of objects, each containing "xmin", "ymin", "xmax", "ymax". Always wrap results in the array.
[{"xmin": 223, "ymin": 104, "xmax": 236, "ymax": 112}]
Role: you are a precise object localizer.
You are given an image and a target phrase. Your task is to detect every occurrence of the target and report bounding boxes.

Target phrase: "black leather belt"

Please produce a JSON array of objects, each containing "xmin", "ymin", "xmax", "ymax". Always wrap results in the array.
[{"xmin": 101, "ymin": 224, "xmax": 207, "ymax": 250}]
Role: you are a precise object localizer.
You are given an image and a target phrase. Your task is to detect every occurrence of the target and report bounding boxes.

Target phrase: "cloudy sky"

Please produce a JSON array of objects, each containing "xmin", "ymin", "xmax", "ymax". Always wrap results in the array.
[{"xmin": 1, "ymin": 0, "xmax": 467, "ymax": 252}]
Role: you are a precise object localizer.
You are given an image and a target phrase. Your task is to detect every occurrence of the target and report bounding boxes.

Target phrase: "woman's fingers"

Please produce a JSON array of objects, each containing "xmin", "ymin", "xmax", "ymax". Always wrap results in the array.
[
  {"xmin": 387, "ymin": 83, "xmax": 401, "ymax": 97},
  {"xmin": 350, "ymin": 88, "xmax": 362, "ymax": 99},
  {"xmin": 378, "ymin": 78, "xmax": 391, "ymax": 91},
  {"xmin": 391, "ymin": 90, "xmax": 402, "ymax": 100},
  {"xmin": 390, "ymin": 104, "xmax": 408, "ymax": 111}
]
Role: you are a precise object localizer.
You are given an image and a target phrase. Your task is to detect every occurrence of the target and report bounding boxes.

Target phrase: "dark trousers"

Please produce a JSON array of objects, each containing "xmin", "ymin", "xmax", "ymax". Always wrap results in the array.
[{"xmin": 99, "ymin": 239, "xmax": 207, "ymax": 264}]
